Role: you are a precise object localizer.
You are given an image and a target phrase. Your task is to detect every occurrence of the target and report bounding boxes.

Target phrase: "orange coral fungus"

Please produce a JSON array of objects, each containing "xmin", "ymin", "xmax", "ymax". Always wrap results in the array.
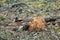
[{"xmin": 28, "ymin": 17, "xmax": 46, "ymax": 31}]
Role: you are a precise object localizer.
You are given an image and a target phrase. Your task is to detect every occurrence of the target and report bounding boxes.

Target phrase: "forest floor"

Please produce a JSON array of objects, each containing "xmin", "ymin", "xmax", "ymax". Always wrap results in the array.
[{"xmin": 0, "ymin": 1, "xmax": 60, "ymax": 40}]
